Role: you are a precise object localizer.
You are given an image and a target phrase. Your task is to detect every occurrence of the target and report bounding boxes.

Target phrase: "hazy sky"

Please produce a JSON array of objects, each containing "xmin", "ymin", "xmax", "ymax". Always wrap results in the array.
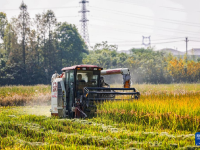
[{"xmin": 1, "ymin": 0, "xmax": 200, "ymax": 51}]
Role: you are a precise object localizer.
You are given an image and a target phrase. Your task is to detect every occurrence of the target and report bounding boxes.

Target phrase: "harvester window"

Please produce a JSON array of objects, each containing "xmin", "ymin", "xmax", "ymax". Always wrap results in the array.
[
  {"xmin": 69, "ymin": 72, "xmax": 74, "ymax": 83},
  {"xmin": 76, "ymin": 70, "xmax": 99, "ymax": 98},
  {"xmin": 76, "ymin": 71, "xmax": 99, "ymax": 87},
  {"xmin": 77, "ymin": 74, "xmax": 86, "ymax": 83}
]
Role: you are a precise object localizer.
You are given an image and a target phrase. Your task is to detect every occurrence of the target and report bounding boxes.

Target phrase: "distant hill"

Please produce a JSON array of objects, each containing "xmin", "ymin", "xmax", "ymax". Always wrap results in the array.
[
  {"xmin": 118, "ymin": 48, "xmax": 200, "ymax": 57},
  {"xmin": 158, "ymin": 48, "xmax": 200, "ymax": 56},
  {"xmin": 188, "ymin": 48, "xmax": 200, "ymax": 56},
  {"xmin": 158, "ymin": 48, "xmax": 185, "ymax": 56}
]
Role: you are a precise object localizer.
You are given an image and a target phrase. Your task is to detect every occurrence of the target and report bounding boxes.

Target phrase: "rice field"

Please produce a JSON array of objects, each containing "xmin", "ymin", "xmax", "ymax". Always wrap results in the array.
[
  {"xmin": 0, "ymin": 85, "xmax": 51, "ymax": 106},
  {"xmin": 0, "ymin": 84, "xmax": 200, "ymax": 149}
]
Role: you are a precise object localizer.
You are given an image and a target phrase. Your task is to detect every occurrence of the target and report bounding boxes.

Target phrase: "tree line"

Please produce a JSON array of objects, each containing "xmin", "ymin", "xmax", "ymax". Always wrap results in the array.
[
  {"xmin": 0, "ymin": 2, "xmax": 87, "ymax": 85},
  {"xmin": 83, "ymin": 41, "xmax": 200, "ymax": 84}
]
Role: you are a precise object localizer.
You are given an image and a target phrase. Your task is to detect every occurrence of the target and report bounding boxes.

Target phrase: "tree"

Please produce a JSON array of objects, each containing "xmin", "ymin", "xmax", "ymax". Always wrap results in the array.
[
  {"xmin": 18, "ymin": 1, "xmax": 30, "ymax": 66},
  {"xmin": 0, "ymin": 2, "xmax": 90, "ymax": 85},
  {"xmin": 83, "ymin": 41, "xmax": 118, "ymax": 68},
  {"xmin": 0, "ymin": 12, "xmax": 8, "ymax": 61},
  {"xmin": 3, "ymin": 23, "xmax": 18, "ymax": 61},
  {"xmin": 34, "ymin": 14, "xmax": 43, "ymax": 65},
  {"xmin": 43, "ymin": 10, "xmax": 57, "ymax": 72},
  {"xmin": 92, "ymin": 41, "xmax": 117, "ymax": 51},
  {"xmin": 57, "ymin": 22, "xmax": 87, "ymax": 68},
  {"xmin": 0, "ymin": 12, "xmax": 7, "ymax": 39}
]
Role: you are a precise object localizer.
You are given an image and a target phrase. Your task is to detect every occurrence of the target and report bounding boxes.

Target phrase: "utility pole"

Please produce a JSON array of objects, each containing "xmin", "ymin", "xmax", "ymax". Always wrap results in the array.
[
  {"xmin": 79, "ymin": 0, "xmax": 90, "ymax": 45},
  {"xmin": 185, "ymin": 37, "xmax": 189, "ymax": 63}
]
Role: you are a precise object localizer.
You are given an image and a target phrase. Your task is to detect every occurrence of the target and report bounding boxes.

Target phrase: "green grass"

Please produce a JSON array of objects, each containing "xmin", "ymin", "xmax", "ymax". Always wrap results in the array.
[{"xmin": 0, "ymin": 107, "xmax": 198, "ymax": 149}]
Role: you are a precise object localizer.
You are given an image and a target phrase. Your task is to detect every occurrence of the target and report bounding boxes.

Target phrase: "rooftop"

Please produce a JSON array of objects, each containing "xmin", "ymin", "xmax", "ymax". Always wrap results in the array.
[{"xmin": 62, "ymin": 65, "xmax": 103, "ymax": 71}]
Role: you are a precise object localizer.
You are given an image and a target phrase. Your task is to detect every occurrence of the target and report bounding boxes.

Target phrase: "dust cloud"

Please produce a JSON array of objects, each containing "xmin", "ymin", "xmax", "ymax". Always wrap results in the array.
[{"xmin": 22, "ymin": 106, "xmax": 51, "ymax": 117}]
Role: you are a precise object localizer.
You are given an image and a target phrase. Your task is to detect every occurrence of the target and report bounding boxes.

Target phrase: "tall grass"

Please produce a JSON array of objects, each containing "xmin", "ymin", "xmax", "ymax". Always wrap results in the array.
[
  {"xmin": 97, "ymin": 84, "xmax": 200, "ymax": 132},
  {"xmin": 0, "ymin": 84, "xmax": 199, "ymax": 149},
  {"xmin": 0, "ymin": 85, "xmax": 51, "ymax": 106},
  {"xmin": 0, "ymin": 107, "xmax": 197, "ymax": 149}
]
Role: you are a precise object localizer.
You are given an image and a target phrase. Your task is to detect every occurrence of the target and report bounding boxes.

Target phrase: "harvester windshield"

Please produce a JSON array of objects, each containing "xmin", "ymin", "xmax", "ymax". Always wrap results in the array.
[
  {"xmin": 76, "ymin": 70, "xmax": 99, "ymax": 87},
  {"xmin": 76, "ymin": 70, "xmax": 99, "ymax": 98}
]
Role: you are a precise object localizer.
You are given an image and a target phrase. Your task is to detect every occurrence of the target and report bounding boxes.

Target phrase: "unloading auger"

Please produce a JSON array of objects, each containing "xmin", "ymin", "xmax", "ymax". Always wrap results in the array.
[{"xmin": 50, "ymin": 65, "xmax": 140, "ymax": 118}]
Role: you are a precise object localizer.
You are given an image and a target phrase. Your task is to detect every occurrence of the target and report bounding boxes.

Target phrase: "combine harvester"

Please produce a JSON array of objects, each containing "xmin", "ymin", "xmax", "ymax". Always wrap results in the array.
[{"xmin": 50, "ymin": 65, "xmax": 140, "ymax": 118}]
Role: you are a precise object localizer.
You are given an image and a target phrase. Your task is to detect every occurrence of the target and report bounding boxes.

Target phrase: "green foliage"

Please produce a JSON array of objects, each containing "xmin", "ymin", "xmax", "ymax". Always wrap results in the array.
[
  {"xmin": 0, "ymin": 12, "xmax": 8, "ymax": 39},
  {"xmin": 84, "ymin": 42, "xmax": 200, "ymax": 84},
  {"xmin": 56, "ymin": 22, "xmax": 87, "ymax": 68},
  {"xmin": 0, "ymin": 2, "xmax": 87, "ymax": 85},
  {"xmin": 83, "ymin": 41, "xmax": 122, "ymax": 69},
  {"xmin": 127, "ymin": 48, "xmax": 171, "ymax": 83},
  {"xmin": 0, "ymin": 63, "xmax": 47, "ymax": 85}
]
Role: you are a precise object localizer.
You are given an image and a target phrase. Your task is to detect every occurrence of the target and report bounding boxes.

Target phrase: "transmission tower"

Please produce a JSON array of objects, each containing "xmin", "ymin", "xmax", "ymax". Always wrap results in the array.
[
  {"xmin": 142, "ymin": 36, "xmax": 151, "ymax": 47},
  {"xmin": 79, "ymin": 0, "xmax": 90, "ymax": 45}
]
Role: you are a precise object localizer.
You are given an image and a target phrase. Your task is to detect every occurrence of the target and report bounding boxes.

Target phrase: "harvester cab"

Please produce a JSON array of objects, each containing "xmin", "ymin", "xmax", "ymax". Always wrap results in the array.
[{"xmin": 50, "ymin": 65, "xmax": 140, "ymax": 118}]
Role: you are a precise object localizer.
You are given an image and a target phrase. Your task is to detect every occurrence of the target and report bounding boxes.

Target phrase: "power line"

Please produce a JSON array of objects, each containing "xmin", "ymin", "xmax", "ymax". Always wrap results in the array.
[
  {"xmin": 2, "ymin": 1, "xmax": 196, "ymax": 13},
  {"xmin": 29, "ymin": 15, "xmax": 78, "ymax": 19},
  {"xmin": 140, "ymin": 40, "xmax": 183, "ymax": 44},
  {"xmin": 90, "ymin": 6, "xmax": 200, "ymax": 27},
  {"xmin": 187, "ymin": 36, "xmax": 200, "ymax": 39},
  {"xmin": 91, "ymin": 6, "xmax": 200, "ymax": 27},
  {"xmin": 89, "ymin": 22, "xmax": 200, "ymax": 37},
  {"xmin": 0, "ymin": 6, "xmax": 79, "ymax": 11},
  {"xmin": 190, "ymin": 40, "xmax": 200, "ymax": 42},
  {"xmin": 107, "ymin": 0, "xmax": 200, "ymax": 13},
  {"xmin": 112, "ymin": 40, "xmax": 184, "ymax": 46},
  {"xmin": 55, "ymin": 14, "xmax": 200, "ymax": 37},
  {"xmin": 161, "ymin": 6, "xmax": 188, "ymax": 12},
  {"xmin": 89, "ymin": 28, "xmax": 189, "ymax": 41},
  {"xmin": 90, "ymin": 17, "xmax": 200, "ymax": 36},
  {"xmin": 89, "ymin": 24, "xmax": 170, "ymax": 37},
  {"xmin": 90, "ymin": 39, "xmax": 200, "ymax": 46},
  {"xmin": 91, "ymin": 37, "xmax": 185, "ymax": 43},
  {"xmin": 90, "ymin": 40, "xmax": 184, "ymax": 47},
  {"xmin": 57, "ymin": 16, "xmax": 78, "ymax": 18},
  {"xmin": 145, "ymin": 37, "xmax": 185, "ymax": 41}
]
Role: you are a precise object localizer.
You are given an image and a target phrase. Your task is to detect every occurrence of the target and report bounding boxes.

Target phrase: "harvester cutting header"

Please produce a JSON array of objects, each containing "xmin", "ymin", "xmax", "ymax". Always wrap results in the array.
[{"xmin": 50, "ymin": 65, "xmax": 140, "ymax": 118}]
